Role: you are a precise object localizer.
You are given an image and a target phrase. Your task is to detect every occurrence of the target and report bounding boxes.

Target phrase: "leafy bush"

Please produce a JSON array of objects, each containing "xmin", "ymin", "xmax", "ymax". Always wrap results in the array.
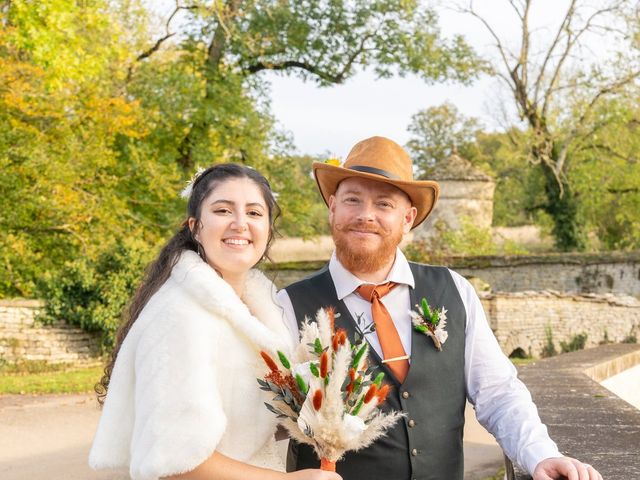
[
  {"xmin": 541, "ymin": 325, "xmax": 557, "ymax": 358},
  {"xmin": 560, "ymin": 333, "xmax": 588, "ymax": 353},
  {"xmin": 404, "ymin": 217, "xmax": 528, "ymax": 263},
  {"xmin": 38, "ymin": 239, "xmax": 156, "ymax": 350}
]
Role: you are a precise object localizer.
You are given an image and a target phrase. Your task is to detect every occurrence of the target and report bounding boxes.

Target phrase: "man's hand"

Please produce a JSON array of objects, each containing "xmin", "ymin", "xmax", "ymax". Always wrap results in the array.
[{"xmin": 533, "ymin": 457, "xmax": 603, "ymax": 480}]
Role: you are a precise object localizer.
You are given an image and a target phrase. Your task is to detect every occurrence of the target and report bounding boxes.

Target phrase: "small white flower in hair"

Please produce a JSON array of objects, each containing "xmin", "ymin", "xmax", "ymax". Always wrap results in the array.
[{"xmin": 180, "ymin": 167, "xmax": 207, "ymax": 200}]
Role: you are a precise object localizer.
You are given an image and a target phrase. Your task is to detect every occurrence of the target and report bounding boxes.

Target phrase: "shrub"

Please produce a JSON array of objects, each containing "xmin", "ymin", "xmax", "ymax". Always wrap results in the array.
[
  {"xmin": 541, "ymin": 325, "xmax": 557, "ymax": 358},
  {"xmin": 404, "ymin": 217, "xmax": 528, "ymax": 264},
  {"xmin": 560, "ymin": 333, "xmax": 588, "ymax": 353},
  {"xmin": 37, "ymin": 239, "xmax": 157, "ymax": 350}
]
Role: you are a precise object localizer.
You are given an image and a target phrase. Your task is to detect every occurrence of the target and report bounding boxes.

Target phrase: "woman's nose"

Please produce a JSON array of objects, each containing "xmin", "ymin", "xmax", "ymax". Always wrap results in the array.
[{"xmin": 231, "ymin": 214, "xmax": 248, "ymax": 231}]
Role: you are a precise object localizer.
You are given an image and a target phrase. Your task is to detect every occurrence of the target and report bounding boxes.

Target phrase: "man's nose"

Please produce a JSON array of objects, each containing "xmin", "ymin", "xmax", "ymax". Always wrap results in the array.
[{"xmin": 356, "ymin": 201, "xmax": 376, "ymax": 222}]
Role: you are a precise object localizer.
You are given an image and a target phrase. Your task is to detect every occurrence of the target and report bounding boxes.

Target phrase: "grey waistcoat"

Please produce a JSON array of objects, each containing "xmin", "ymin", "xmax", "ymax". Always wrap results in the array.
[{"xmin": 284, "ymin": 262, "xmax": 467, "ymax": 480}]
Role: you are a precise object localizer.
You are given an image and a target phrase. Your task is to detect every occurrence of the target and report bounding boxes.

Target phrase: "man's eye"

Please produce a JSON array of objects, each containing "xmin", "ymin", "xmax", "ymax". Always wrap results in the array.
[{"xmin": 345, "ymin": 197, "xmax": 359, "ymax": 203}]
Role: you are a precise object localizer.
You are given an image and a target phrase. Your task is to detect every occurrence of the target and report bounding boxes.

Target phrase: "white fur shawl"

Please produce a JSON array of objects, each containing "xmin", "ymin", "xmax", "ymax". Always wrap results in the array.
[{"xmin": 89, "ymin": 251, "xmax": 292, "ymax": 479}]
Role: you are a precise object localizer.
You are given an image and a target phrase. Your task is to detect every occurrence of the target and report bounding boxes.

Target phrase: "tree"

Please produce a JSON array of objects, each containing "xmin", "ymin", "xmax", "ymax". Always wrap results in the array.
[
  {"xmin": 570, "ymin": 97, "xmax": 640, "ymax": 249},
  {"xmin": 458, "ymin": 0, "xmax": 640, "ymax": 250},
  {"xmin": 0, "ymin": 0, "xmax": 182, "ymax": 297},
  {"xmin": 406, "ymin": 102, "xmax": 484, "ymax": 176},
  {"xmin": 129, "ymin": 0, "xmax": 482, "ymax": 170}
]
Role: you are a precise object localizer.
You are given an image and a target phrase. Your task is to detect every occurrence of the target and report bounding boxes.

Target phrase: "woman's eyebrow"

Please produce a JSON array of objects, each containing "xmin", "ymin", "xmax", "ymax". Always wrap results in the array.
[{"xmin": 209, "ymin": 199, "xmax": 265, "ymax": 209}]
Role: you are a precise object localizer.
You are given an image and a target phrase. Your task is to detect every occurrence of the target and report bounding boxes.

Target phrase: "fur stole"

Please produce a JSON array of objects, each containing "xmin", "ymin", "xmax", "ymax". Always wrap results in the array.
[{"xmin": 89, "ymin": 251, "xmax": 291, "ymax": 479}]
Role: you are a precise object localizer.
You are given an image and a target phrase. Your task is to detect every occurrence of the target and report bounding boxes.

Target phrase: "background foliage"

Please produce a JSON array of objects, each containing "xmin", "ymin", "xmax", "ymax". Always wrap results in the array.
[
  {"xmin": 0, "ymin": 0, "xmax": 480, "ymax": 346},
  {"xmin": 1, "ymin": 1, "xmax": 639, "ymax": 348}
]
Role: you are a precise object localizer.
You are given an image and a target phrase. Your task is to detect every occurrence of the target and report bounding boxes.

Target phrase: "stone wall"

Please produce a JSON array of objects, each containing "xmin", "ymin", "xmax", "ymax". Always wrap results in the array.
[
  {"xmin": 480, "ymin": 292, "xmax": 640, "ymax": 358},
  {"xmin": 271, "ymin": 251, "xmax": 640, "ymax": 296},
  {"xmin": 0, "ymin": 300, "xmax": 100, "ymax": 364},
  {"xmin": 455, "ymin": 251, "xmax": 640, "ymax": 296}
]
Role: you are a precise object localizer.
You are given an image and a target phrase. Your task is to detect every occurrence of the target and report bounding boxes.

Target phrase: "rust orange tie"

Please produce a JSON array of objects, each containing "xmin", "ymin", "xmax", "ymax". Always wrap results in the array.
[{"xmin": 356, "ymin": 282, "xmax": 409, "ymax": 383}]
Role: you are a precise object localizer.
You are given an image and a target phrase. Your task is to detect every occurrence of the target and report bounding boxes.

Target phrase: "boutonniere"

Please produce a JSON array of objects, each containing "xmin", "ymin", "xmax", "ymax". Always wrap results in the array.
[{"xmin": 409, "ymin": 298, "xmax": 448, "ymax": 351}]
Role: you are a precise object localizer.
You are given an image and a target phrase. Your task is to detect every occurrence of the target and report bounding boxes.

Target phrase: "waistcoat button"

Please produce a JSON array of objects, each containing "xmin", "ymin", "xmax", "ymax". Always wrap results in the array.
[
  {"xmin": 408, "ymin": 419, "xmax": 416, "ymax": 427},
  {"xmin": 402, "ymin": 391, "xmax": 410, "ymax": 399},
  {"xmin": 411, "ymin": 448, "xmax": 418, "ymax": 456}
]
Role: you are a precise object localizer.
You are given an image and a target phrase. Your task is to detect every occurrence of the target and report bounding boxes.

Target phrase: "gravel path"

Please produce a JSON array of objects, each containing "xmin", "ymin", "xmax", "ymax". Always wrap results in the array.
[{"xmin": 0, "ymin": 394, "xmax": 502, "ymax": 479}]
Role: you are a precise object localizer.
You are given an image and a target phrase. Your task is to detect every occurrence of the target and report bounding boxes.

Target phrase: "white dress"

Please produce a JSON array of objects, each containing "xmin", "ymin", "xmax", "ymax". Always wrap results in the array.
[{"xmin": 89, "ymin": 251, "xmax": 293, "ymax": 479}]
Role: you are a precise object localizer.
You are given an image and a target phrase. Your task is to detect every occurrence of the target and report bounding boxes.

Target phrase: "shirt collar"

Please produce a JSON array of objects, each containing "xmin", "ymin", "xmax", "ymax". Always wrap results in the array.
[{"xmin": 329, "ymin": 248, "xmax": 415, "ymax": 300}]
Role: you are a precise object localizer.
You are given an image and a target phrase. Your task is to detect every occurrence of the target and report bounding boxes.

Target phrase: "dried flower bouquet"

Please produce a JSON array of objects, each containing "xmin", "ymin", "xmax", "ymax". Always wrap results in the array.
[{"xmin": 258, "ymin": 308, "xmax": 403, "ymax": 471}]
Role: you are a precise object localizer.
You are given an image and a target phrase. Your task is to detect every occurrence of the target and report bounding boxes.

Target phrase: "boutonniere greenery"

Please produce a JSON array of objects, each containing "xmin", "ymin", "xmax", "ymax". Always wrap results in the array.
[{"xmin": 409, "ymin": 298, "xmax": 448, "ymax": 351}]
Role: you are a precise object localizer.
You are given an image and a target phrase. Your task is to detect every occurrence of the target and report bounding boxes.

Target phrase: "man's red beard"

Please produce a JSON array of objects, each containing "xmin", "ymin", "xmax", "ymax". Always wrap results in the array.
[{"xmin": 331, "ymin": 220, "xmax": 403, "ymax": 274}]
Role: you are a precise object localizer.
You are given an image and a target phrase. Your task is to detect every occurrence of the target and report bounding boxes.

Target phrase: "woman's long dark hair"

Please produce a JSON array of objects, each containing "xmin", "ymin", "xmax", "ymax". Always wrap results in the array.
[{"xmin": 95, "ymin": 163, "xmax": 280, "ymax": 404}]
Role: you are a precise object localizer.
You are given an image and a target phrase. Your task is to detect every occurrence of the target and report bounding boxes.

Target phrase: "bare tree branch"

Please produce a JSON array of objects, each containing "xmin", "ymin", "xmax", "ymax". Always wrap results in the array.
[
  {"xmin": 126, "ymin": 3, "xmax": 199, "ymax": 81},
  {"xmin": 243, "ymin": 31, "xmax": 375, "ymax": 84},
  {"xmin": 533, "ymin": 0, "xmax": 576, "ymax": 104}
]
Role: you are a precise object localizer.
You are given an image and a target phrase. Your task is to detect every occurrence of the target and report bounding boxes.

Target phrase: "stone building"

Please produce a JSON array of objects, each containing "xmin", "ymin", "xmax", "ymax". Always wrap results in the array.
[{"xmin": 414, "ymin": 152, "xmax": 495, "ymax": 239}]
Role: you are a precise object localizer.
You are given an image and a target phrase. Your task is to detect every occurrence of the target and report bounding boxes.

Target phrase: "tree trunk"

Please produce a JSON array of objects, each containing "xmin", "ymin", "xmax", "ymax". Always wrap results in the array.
[
  {"xmin": 539, "ymin": 162, "xmax": 584, "ymax": 251},
  {"xmin": 176, "ymin": 0, "xmax": 242, "ymax": 170}
]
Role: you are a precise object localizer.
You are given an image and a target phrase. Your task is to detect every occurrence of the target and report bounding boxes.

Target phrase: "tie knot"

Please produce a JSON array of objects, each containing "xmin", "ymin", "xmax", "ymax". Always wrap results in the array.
[{"xmin": 357, "ymin": 282, "xmax": 397, "ymax": 302}]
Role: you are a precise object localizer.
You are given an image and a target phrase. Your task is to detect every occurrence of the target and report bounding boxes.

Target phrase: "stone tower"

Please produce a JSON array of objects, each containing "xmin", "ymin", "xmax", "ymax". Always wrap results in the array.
[{"xmin": 414, "ymin": 152, "xmax": 495, "ymax": 239}]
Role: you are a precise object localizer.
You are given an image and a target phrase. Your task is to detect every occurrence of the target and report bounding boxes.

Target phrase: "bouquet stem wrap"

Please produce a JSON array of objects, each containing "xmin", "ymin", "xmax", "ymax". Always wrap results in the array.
[{"xmin": 320, "ymin": 458, "xmax": 336, "ymax": 472}]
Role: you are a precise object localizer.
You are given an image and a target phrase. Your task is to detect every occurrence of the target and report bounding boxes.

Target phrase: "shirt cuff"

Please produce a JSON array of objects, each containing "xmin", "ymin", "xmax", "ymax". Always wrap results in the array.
[{"xmin": 519, "ymin": 439, "xmax": 563, "ymax": 475}]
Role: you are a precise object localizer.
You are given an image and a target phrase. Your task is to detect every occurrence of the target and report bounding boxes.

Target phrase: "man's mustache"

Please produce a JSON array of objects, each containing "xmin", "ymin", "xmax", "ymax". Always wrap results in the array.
[{"xmin": 334, "ymin": 221, "xmax": 389, "ymax": 235}]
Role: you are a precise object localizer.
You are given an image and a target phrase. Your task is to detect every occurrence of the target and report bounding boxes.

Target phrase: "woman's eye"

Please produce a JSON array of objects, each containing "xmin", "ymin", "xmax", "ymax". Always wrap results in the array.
[
  {"xmin": 248, "ymin": 210, "xmax": 263, "ymax": 217},
  {"xmin": 214, "ymin": 208, "xmax": 231, "ymax": 214}
]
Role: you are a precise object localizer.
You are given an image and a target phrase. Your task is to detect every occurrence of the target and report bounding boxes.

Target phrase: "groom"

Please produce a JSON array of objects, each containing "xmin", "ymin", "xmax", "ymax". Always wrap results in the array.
[{"xmin": 277, "ymin": 136, "xmax": 602, "ymax": 480}]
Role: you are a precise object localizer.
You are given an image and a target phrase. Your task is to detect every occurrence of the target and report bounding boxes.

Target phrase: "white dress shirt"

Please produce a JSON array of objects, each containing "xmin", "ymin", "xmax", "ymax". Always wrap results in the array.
[{"xmin": 277, "ymin": 249, "xmax": 562, "ymax": 475}]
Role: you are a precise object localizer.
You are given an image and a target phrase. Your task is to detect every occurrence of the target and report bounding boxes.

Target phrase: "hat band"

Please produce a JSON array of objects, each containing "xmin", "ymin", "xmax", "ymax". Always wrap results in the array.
[{"xmin": 348, "ymin": 165, "xmax": 400, "ymax": 180}]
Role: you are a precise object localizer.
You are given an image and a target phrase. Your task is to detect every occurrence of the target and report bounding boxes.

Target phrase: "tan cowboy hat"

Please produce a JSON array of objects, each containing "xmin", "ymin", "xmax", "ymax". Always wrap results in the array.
[{"xmin": 313, "ymin": 136, "xmax": 440, "ymax": 229}]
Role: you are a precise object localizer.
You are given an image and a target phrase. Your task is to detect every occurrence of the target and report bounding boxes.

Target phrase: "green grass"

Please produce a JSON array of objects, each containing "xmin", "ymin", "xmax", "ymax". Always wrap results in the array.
[
  {"xmin": 481, "ymin": 466, "xmax": 506, "ymax": 480},
  {"xmin": 0, "ymin": 365, "xmax": 104, "ymax": 395},
  {"xmin": 510, "ymin": 357, "xmax": 537, "ymax": 366}
]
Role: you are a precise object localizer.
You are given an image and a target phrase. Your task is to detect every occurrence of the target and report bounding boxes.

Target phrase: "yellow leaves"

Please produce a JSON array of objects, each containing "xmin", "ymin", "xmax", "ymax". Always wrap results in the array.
[{"xmin": 81, "ymin": 97, "xmax": 148, "ymax": 139}]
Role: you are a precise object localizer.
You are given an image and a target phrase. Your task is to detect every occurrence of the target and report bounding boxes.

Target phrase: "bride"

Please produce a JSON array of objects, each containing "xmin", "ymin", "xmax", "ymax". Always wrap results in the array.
[{"xmin": 89, "ymin": 164, "xmax": 340, "ymax": 480}]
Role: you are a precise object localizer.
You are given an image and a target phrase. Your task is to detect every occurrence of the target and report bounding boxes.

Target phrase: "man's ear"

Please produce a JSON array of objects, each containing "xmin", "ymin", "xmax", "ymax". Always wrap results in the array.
[
  {"xmin": 403, "ymin": 206, "xmax": 418, "ymax": 234},
  {"xmin": 328, "ymin": 195, "xmax": 336, "ymax": 223}
]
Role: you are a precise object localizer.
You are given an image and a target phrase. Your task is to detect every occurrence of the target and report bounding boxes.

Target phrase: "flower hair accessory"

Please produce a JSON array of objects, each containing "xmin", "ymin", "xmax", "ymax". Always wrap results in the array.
[
  {"xmin": 409, "ymin": 298, "xmax": 448, "ymax": 351},
  {"xmin": 180, "ymin": 166, "xmax": 207, "ymax": 199}
]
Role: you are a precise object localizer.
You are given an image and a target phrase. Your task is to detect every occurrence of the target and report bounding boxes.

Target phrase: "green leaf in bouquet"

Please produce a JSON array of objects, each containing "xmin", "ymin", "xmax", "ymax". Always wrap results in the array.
[
  {"xmin": 415, "ymin": 324, "xmax": 428, "ymax": 334},
  {"xmin": 273, "ymin": 394, "xmax": 284, "ymax": 402},
  {"xmin": 351, "ymin": 398, "xmax": 365, "ymax": 415},
  {"xmin": 295, "ymin": 373, "xmax": 309, "ymax": 394},
  {"xmin": 353, "ymin": 343, "xmax": 367, "ymax": 368},
  {"xmin": 277, "ymin": 351, "xmax": 291, "ymax": 369},
  {"xmin": 309, "ymin": 362, "xmax": 320, "ymax": 377},
  {"xmin": 313, "ymin": 338, "xmax": 323, "ymax": 355},
  {"xmin": 373, "ymin": 372, "xmax": 385, "ymax": 387}
]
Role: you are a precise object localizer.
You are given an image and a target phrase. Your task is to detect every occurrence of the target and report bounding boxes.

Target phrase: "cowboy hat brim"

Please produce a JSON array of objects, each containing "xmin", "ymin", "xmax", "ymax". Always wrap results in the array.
[{"xmin": 313, "ymin": 162, "xmax": 440, "ymax": 229}]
